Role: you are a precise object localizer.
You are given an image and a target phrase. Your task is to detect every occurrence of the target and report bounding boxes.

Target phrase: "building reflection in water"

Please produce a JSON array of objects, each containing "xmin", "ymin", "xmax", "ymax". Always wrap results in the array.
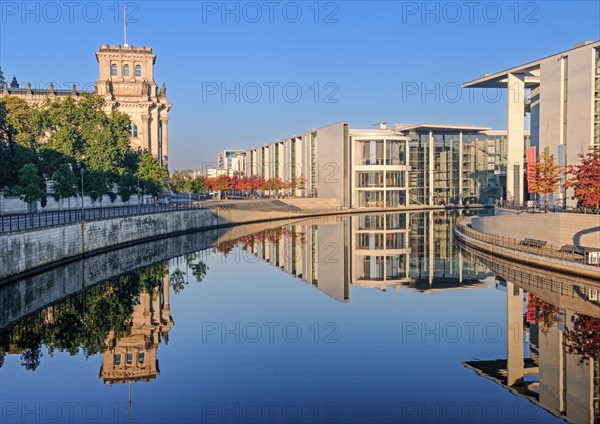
[
  {"xmin": 461, "ymin": 248, "xmax": 600, "ymax": 424},
  {"xmin": 1, "ymin": 211, "xmax": 598, "ymax": 424},
  {"xmin": 219, "ymin": 211, "xmax": 493, "ymax": 300},
  {"xmin": 0, "ymin": 263, "xmax": 175, "ymax": 388},
  {"xmin": 99, "ymin": 271, "xmax": 173, "ymax": 384}
]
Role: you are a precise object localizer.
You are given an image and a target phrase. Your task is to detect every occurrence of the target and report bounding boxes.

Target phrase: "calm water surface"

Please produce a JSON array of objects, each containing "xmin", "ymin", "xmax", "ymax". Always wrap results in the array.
[{"xmin": 1, "ymin": 211, "xmax": 598, "ymax": 424}]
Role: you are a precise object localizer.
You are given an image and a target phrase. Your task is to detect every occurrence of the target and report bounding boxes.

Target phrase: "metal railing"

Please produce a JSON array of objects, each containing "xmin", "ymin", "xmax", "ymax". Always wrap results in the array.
[
  {"xmin": 455, "ymin": 218, "xmax": 600, "ymax": 267},
  {"xmin": 0, "ymin": 199, "xmax": 345, "ymax": 233},
  {"xmin": 496, "ymin": 200, "xmax": 600, "ymax": 214},
  {"xmin": 0, "ymin": 202, "xmax": 207, "ymax": 233}
]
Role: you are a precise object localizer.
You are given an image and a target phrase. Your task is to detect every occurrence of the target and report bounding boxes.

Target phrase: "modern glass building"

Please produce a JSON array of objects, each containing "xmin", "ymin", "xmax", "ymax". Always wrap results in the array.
[
  {"xmin": 234, "ymin": 122, "xmax": 529, "ymax": 208},
  {"xmin": 393, "ymin": 124, "xmax": 530, "ymax": 206}
]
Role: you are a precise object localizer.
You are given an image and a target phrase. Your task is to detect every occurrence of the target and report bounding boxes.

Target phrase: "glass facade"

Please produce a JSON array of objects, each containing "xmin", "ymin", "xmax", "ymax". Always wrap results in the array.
[
  {"xmin": 354, "ymin": 137, "xmax": 409, "ymax": 208},
  {"xmin": 408, "ymin": 134, "xmax": 429, "ymax": 205},
  {"xmin": 404, "ymin": 129, "xmax": 513, "ymax": 206},
  {"xmin": 386, "ymin": 141, "xmax": 406, "ymax": 165},
  {"xmin": 357, "ymin": 172, "xmax": 384, "ymax": 188},
  {"xmin": 386, "ymin": 171, "xmax": 405, "ymax": 187},
  {"xmin": 310, "ymin": 132, "xmax": 317, "ymax": 195},
  {"xmin": 359, "ymin": 191, "xmax": 384, "ymax": 207},
  {"xmin": 358, "ymin": 140, "xmax": 385, "ymax": 165}
]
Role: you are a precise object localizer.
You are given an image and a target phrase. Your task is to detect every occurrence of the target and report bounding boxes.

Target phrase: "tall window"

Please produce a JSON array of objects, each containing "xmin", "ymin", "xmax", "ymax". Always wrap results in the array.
[
  {"xmin": 135, "ymin": 65, "xmax": 142, "ymax": 76},
  {"xmin": 386, "ymin": 141, "xmax": 406, "ymax": 165},
  {"xmin": 123, "ymin": 64, "xmax": 130, "ymax": 76},
  {"xmin": 360, "ymin": 140, "xmax": 384, "ymax": 165},
  {"xmin": 110, "ymin": 64, "xmax": 117, "ymax": 76},
  {"xmin": 129, "ymin": 122, "xmax": 138, "ymax": 138}
]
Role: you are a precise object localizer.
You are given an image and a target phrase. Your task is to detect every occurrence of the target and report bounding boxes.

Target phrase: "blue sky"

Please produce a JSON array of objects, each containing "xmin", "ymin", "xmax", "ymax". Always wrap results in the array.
[{"xmin": 1, "ymin": 1, "xmax": 599, "ymax": 169}]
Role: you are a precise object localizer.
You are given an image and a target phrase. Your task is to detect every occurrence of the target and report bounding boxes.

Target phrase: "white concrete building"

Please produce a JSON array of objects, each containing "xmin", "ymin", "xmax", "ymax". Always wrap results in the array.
[
  {"xmin": 235, "ymin": 122, "xmax": 527, "ymax": 208},
  {"xmin": 464, "ymin": 40, "xmax": 600, "ymax": 206}
]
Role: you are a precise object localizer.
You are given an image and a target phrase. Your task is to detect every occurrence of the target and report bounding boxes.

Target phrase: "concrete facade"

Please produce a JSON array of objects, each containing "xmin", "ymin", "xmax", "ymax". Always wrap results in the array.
[
  {"xmin": 232, "ymin": 122, "xmax": 528, "ymax": 208},
  {"xmin": 464, "ymin": 41, "xmax": 600, "ymax": 206}
]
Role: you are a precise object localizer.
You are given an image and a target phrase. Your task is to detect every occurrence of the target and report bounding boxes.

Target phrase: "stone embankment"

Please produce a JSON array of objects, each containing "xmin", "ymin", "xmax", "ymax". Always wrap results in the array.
[{"xmin": 1, "ymin": 198, "xmax": 457, "ymax": 281}]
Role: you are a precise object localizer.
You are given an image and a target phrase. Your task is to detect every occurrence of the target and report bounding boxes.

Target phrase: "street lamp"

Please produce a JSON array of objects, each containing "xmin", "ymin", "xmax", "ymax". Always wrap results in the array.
[
  {"xmin": 80, "ymin": 168, "xmax": 84, "ymax": 222},
  {"xmin": 137, "ymin": 172, "xmax": 141, "ymax": 213}
]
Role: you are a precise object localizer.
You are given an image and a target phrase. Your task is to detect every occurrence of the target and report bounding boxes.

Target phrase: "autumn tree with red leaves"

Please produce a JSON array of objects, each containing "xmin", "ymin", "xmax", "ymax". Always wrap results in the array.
[
  {"xmin": 528, "ymin": 150, "xmax": 561, "ymax": 210},
  {"xmin": 564, "ymin": 146, "xmax": 600, "ymax": 212},
  {"xmin": 563, "ymin": 314, "xmax": 600, "ymax": 362}
]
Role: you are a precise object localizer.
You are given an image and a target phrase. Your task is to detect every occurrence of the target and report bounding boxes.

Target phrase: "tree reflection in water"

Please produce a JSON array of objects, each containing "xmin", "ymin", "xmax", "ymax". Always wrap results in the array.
[{"xmin": 0, "ymin": 256, "xmax": 208, "ymax": 372}]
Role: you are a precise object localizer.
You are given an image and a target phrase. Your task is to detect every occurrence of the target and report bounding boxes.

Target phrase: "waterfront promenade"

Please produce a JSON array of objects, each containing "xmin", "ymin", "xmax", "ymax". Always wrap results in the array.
[{"xmin": 455, "ymin": 210, "xmax": 600, "ymax": 281}]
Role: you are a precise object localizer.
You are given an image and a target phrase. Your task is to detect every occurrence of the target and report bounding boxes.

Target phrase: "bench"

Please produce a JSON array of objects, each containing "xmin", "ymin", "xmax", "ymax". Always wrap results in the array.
[
  {"xmin": 560, "ymin": 244, "xmax": 585, "ymax": 255},
  {"xmin": 520, "ymin": 238, "xmax": 547, "ymax": 248}
]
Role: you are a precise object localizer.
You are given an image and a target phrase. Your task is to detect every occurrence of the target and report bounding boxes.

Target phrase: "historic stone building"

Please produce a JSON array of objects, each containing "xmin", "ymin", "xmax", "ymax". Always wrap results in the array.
[{"xmin": 0, "ymin": 44, "xmax": 171, "ymax": 169}]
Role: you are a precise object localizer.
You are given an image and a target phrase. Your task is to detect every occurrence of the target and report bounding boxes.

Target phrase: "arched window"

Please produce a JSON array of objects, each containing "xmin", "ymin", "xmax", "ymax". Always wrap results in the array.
[
  {"xmin": 123, "ymin": 64, "xmax": 130, "ymax": 76},
  {"xmin": 135, "ymin": 65, "xmax": 142, "ymax": 76},
  {"xmin": 110, "ymin": 64, "xmax": 117, "ymax": 76},
  {"xmin": 129, "ymin": 122, "xmax": 138, "ymax": 138}
]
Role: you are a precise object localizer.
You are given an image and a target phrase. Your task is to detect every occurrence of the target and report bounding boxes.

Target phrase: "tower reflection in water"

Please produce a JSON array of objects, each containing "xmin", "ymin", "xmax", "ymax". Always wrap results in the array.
[
  {"xmin": 0, "ymin": 263, "xmax": 176, "ymax": 381},
  {"xmin": 99, "ymin": 269, "xmax": 173, "ymax": 385}
]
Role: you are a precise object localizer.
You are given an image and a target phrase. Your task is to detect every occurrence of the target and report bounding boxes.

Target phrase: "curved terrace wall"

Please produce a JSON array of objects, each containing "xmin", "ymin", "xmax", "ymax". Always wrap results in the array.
[{"xmin": 471, "ymin": 211, "xmax": 600, "ymax": 248}]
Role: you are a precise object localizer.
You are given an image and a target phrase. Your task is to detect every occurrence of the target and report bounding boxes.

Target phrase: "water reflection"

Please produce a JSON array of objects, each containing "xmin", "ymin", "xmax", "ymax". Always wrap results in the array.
[
  {"xmin": 217, "ymin": 211, "xmax": 493, "ymax": 301},
  {"xmin": 0, "ymin": 264, "xmax": 171, "ymax": 372},
  {"xmin": 461, "ymin": 244, "xmax": 600, "ymax": 424},
  {"xmin": 0, "ymin": 211, "xmax": 598, "ymax": 423}
]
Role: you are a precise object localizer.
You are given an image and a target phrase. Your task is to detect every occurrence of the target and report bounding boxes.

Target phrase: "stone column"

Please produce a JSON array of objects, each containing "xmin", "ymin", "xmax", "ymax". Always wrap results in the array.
[
  {"xmin": 150, "ymin": 108, "xmax": 160, "ymax": 157},
  {"xmin": 428, "ymin": 210, "xmax": 434, "ymax": 286},
  {"xmin": 458, "ymin": 131, "xmax": 463, "ymax": 203},
  {"xmin": 506, "ymin": 280, "xmax": 524, "ymax": 386},
  {"xmin": 428, "ymin": 130, "xmax": 434, "ymax": 206},
  {"xmin": 507, "ymin": 73, "xmax": 525, "ymax": 205},
  {"xmin": 160, "ymin": 115, "xmax": 169, "ymax": 169},
  {"xmin": 142, "ymin": 114, "xmax": 151, "ymax": 151}
]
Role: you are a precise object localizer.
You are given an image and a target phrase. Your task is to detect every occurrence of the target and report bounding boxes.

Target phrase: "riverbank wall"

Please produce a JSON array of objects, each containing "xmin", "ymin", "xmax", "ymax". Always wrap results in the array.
[{"xmin": 0, "ymin": 198, "xmax": 478, "ymax": 282}]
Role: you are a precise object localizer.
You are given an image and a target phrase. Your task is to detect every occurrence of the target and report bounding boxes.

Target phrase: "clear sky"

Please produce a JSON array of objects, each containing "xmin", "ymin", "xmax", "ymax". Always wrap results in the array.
[{"xmin": 1, "ymin": 1, "xmax": 599, "ymax": 169}]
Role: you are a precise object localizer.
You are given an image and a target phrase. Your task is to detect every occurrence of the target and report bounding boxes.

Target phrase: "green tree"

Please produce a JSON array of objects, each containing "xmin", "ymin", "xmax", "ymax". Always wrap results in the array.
[
  {"xmin": 169, "ymin": 169, "xmax": 190, "ymax": 193},
  {"xmin": 52, "ymin": 163, "xmax": 77, "ymax": 209},
  {"xmin": 170, "ymin": 269, "xmax": 186, "ymax": 295},
  {"xmin": 138, "ymin": 150, "xmax": 167, "ymax": 196},
  {"xmin": 0, "ymin": 67, "xmax": 5, "ymax": 89},
  {"xmin": 192, "ymin": 176, "xmax": 207, "ymax": 195},
  {"xmin": 185, "ymin": 253, "xmax": 209, "ymax": 283},
  {"xmin": 0, "ymin": 98, "xmax": 38, "ymax": 190},
  {"xmin": 84, "ymin": 171, "xmax": 108, "ymax": 203},
  {"xmin": 14, "ymin": 163, "xmax": 45, "ymax": 212},
  {"xmin": 118, "ymin": 172, "xmax": 138, "ymax": 203}
]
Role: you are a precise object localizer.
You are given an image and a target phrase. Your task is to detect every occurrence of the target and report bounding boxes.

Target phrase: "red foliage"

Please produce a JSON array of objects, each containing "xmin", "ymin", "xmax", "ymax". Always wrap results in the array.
[
  {"xmin": 563, "ymin": 314, "xmax": 600, "ymax": 362},
  {"xmin": 206, "ymin": 175, "xmax": 233, "ymax": 192},
  {"xmin": 564, "ymin": 147, "xmax": 600, "ymax": 208}
]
